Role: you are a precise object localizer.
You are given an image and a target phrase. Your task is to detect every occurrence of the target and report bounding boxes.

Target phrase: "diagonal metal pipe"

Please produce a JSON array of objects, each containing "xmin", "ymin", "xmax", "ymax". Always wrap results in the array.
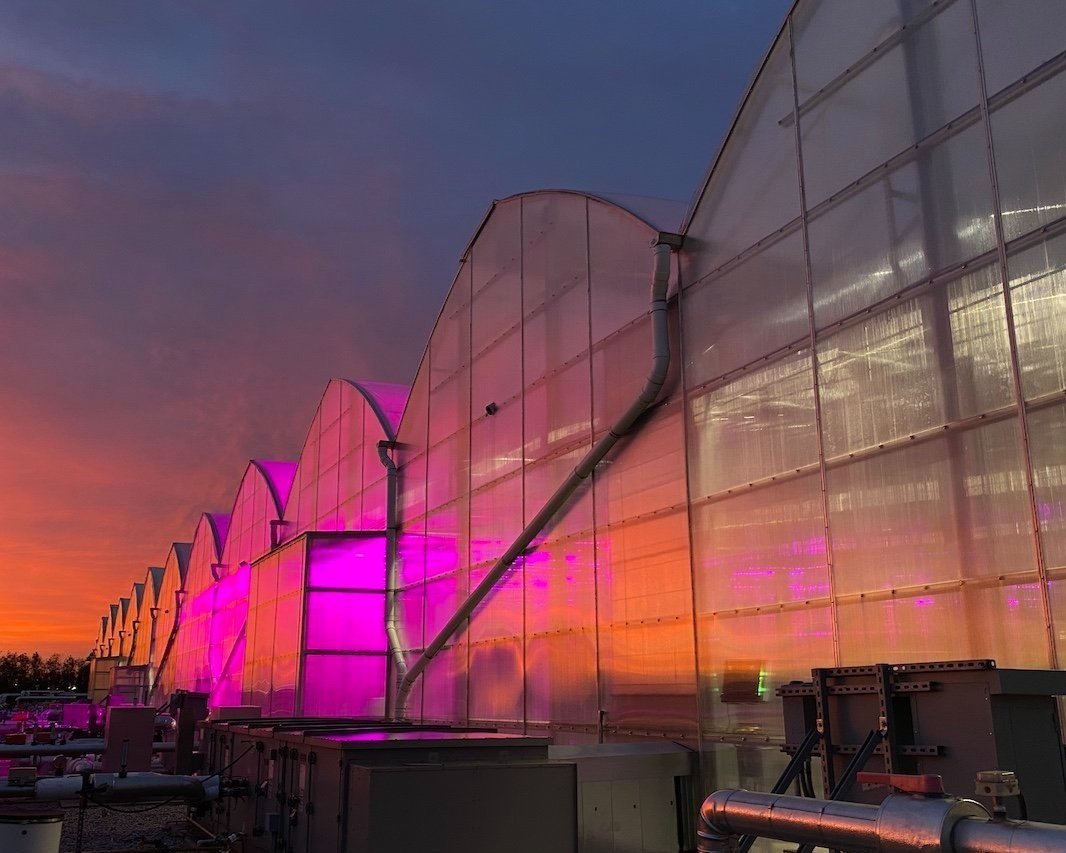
[{"xmin": 392, "ymin": 239, "xmax": 676, "ymax": 720}]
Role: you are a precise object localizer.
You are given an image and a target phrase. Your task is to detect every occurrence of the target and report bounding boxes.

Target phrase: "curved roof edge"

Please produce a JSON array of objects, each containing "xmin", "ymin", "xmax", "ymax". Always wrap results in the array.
[
  {"xmin": 147, "ymin": 566, "xmax": 166, "ymax": 598},
  {"xmin": 680, "ymin": 2, "xmax": 795, "ymax": 234},
  {"xmin": 250, "ymin": 460, "xmax": 298, "ymax": 519},
  {"xmin": 460, "ymin": 188, "xmax": 685, "ymax": 261},
  {"xmin": 203, "ymin": 512, "xmax": 230, "ymax": 564},
  {"xmin": 343, "ymin": 379, "xmax": 408, "ymax": 442}
]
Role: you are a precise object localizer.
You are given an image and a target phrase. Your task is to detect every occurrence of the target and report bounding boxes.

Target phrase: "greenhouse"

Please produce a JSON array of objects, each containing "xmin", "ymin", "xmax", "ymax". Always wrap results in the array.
[{"xmin": 90, "ymin": 0, "xmax": 1066, "ymax": 797}]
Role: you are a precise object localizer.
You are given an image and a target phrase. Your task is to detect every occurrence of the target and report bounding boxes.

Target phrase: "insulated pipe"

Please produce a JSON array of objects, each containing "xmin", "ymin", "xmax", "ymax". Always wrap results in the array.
[
  {"xmin": 0, "ymin": 740, "xmax": 175, "ymax": 759},
  {"xmin": 393, "ymin": 240, "xmax": 675, "ymax": 720},
  {"xmin": 378, "ymin": 441, "xmax": 409, "ymax": 711},
  {"xmin": 696, "ymin": 788, "xmax": 1066, "ymax": 853},
  {"xmin": 5, "ymin": 772, "xmax": 220, "ymax": 803}
]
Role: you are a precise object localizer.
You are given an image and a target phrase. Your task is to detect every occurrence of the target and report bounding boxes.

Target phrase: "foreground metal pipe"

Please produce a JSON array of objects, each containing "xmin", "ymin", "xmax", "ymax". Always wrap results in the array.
[
  {"xmin": 697, "ymin": 788, "xmax": 1066, "ymax": 853},
  {"xmin": 0, "ymin": 739, "xmax": 175, "ymax": 758},
  {"xmin": 1, "ymin": 772, "xmax": 220, "ymax": 803},
  {"xmin": 393, "ymin": 240, "xmax": 675, "ymax": 720}
]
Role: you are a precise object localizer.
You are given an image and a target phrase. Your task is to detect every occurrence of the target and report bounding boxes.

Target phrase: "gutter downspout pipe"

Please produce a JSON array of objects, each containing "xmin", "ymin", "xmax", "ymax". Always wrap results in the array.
[
  {"xmin": 393, "ymin": 238, "xmax": 676, "ymax": 720},
  {"xmin": 378, "ymin": 440, "xmax": 409, "ymax": 712}
]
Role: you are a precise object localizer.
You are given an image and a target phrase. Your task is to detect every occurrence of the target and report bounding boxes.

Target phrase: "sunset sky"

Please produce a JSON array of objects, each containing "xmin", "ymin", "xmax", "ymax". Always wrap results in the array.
[{"xmin": 0, "ymin": 1, "xmax": 789, "ymax": 657}]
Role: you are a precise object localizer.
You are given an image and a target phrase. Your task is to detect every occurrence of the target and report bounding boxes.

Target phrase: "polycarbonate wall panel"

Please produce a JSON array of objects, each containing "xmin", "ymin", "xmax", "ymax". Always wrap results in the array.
[
  {"xmin": 683, "ymin": 0, "xmax": 1066, "ymax": 797},
  {"xmin": 798, "ymin": 0, "xmax": 978, "ymax": 207},
  {"xmin": 991, "ymin": 69, "xmax": 1066, "ymax": 242},
  {"xmin": 818, "ymin": 264, "xmax": 1013, "ymax": 456},
  {"xmin": 688, "ymin": 352, "xmax": 817, "ymax": 498},
  {"xmin": 974, "ymin": 0, "xmax": 1066, "ymax": 95},
  {"xmin": 683, "ymin": 230, "xmax": 807, "ymax": 385},
  {"xmin": 301, "ymin": 654, "xmax": 385, "ymax": 717},
  {"xmin": 684, "ymin": 35, "xmax": 799, "ymax": 279},
  {"xmin": 587, "ymin": 200, "xmax": 655, "ymax": 342},
  {"xmin": 809, "ymin": 123, "xmax": 996, "ymax": 327}
]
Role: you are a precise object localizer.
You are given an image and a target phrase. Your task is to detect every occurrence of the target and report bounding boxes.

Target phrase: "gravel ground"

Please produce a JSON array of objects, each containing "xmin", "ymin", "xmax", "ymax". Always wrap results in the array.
[{"xmin": 59, "ymin": 803, "xmax": 203, "ymax": 852}]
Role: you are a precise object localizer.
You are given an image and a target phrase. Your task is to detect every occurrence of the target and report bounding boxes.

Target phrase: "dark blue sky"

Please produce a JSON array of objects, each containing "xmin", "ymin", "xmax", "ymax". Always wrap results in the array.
[{"xmin": 0, "ymin": 0, "xmax": 790, "ymax": 652}]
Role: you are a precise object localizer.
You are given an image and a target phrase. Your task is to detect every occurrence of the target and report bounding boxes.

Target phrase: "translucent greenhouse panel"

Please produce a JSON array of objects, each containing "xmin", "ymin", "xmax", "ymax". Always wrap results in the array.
[
  {"xmin": 398, "ymin": 451, "xmax": 427, "ymax": 523},
  {"xmin": 523, "ymin": 360, "xmax": 591, "ymax": 462},
  {"xmin": 975, "ymin": 0, "xmax": 1066, "ymax": 95},
  {"xmin": 307, "ymin": 535, "xmax": 385, "ymax": 589},
  {"xmin": 594, "ymin": 400, "xmax": 686, "ymax": 524},
  {"xmin": 427, "ymin": 433, "xmax": 467, "ymax": 513},
  {"xmin": 522, "ymin": 193, "xmax": 588, "ymax": 316},
  {"xmin": 991, "ymin": 69, "xmax": 1066, "ymax": 242},
  {"xmin": 398, "ymin": 527, "xmax": 426, "ymax": 590},
  {"xmin": 1046, "ymin": 577, "xmax": 1066, "ymax": 666},
  {"xmin": 598, "ymin": 619, "xmax": 696, "ymax": 734},
  {"xmin": 696, "ymin": 607, "xmax": 834, "ymax": 736},
  {"xmin": 423, "ymin": 574, "xmax": 466, "ymax": 640},
  {"xmin": 469, "ymin": 474, "xmax": 523, "ymax": 566},
  {"xmin": 396, "ymin": 365, "xmax": 429, "ymax": 453},
  {"xmin": 469, "ymin": 397, "xmax": 522, "ymax": 491},
  {"xmin": 315, "ymin": 462, "xmax": 341, "ymax": 531},
  {"xmin": 600, "ymin": 513, "xmax": 685, "ymax": 619},
  {"xmin": 421, "ymin": 643, "xmax": 467, "ymax": 723},
  {"xmin": 424, "ymin": 502, "xmax": 467, "ymax": 584},
  {"xmin": 799, "ymin": 0, "xmax": 979, "ymax": 206},
  {"xmin": 836, "ymin": 580, "xmax": 1049, "ymax": 667},
  {"xmin": 472, "ymin": 200, "xmax": 521, "ymax": 297},
  {"xmin": 468, "ymin": 638, "xmax": 523, "ymax": 724},
  {"xmin": 819, "ymin": 265, "xmax": 1013, "ymax": 458},
  {"xmin": 809, "ymin": 123, "xmax": 996, "ymax": 327},
  {"xmin": 524, "ymin": 448, "xmax": 594, "ymax": 542},
  {"xmin": 269, "ymin": 653, "xmax": 297, "ymax": 715},
  {"xmin": 1009, "ymin": 233, "xmax": 1066, "ymax": 399},
  {"xmin": 428, "ymin": 369, "xmax": 469, "ymax": 446},
  {"xmin": 305, "ymin": 592, "xmax": 385, "ymax": 652},
  {"xmin": 301, "ymin": 654, "xmax": 386, "ymax": 717},
  {"xmin": 469, "ymin": 557, "xmax": 523, "ymax": 644},
  {"xmin": 684, "ymin": 35, "xmax": 799, "ymax": 282},
  {"xmin": 524, "ymin": 286, "xmax": 589, "ymax": 385},
  {"xmin": 395, "ymin": 584, "xmax": 424, "ymax": 652},
  {"xmin": 682, "ymin": 230, "xmax": 808, "ymax": 386},
  {"xmin": 471, "ymin": 328, "xmax": 522, "ymax": 420},
  {"xmin": 337, "ymin": 454, "xmax": 362, "ymax": 531},
  {"xmin": 428, "ymin": 263, "xmax": 471, "ymax": 390},
  {"xmin": 687, "ymin": 351, "xmax": 818, "ymax": 500},
  {"xmin": 525, "ymin": 632, "xmax": 598, "ymax": 725},
  {"xmin": 1029, "ymin": 403, "xmax": 1066, "ymax": 570},
  {"xmin": 792, "ymin": 0, "xmax": 935, "ymax": 95},
  {"xmin": 359, "ymin": 473, "xmax": 387, "ymax": 530},
  {"xmin": 591, "ymin": 320, "xmax": 651, "ymax": 437},
  {"xmin": 828, "ymin": 418, "xmax": 1034, "ymax": 596},
  {"xmin": 691, "ymin": 476, "xmax": 829, "ymax": 614},
  {"xmin": 524, "ymin": 537, "xmax": 596, "ymax": 636},
  {"xmin": 588, "ymin": 199, "xmax": 656, "ymax": 343}
]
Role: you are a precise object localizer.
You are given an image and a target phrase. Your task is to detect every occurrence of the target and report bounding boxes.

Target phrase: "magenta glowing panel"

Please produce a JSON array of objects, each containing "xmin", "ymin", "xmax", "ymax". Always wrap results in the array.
[
  {"xmin": 305, "ymin": 592, "xmax": 385, "ymax": 652},
  {"xmin": 300, "ymin": 654, "xmax": 386, "ymax": 717}
]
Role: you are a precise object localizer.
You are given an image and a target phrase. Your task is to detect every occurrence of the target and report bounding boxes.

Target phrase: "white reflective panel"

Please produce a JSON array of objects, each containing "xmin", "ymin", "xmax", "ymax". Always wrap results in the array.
[
  {"xmin": 685, "ymin": 35, "xmax": 799, "ymax": 280},
  {"xmin": 692, "ymin": 475, "xmax": 828, "ymax": 613},
  {"xmin": 992, "ymin": 69, "xmax": 1066, "ymax": 242},
  {"xmin": 810, "ymin": 124, "xmax": 996, "ymax": 327},
  {"xmin": 588, "ymin": 199, "xmax": 656, "ymax": 343},
  {"xmin": 792, "ymin": 0, "xmax": 935, "ymax": 95},
  {"xmin": 799, "ymin": 0, "xmax": 979, "ymax": 206},
  {"xmin": 683, "ymin": 230, "xmax": 807, "ymax": 386},
  {"xmin": 819, "ymin": 264, "xmax": 1013, "ymax": 457},
  {"xmin": 525, "ymin": 632, "xmax": 598, "ymax": 724},
  {"xmin": 828, "ymin": 418, "xmax": 1033, "ymax": 595},
  {"xmin": 1029, "ymin": 403, "xmax": 1066, "ymax": 570},
  {"xmin": 975, "ymin": 0, "xmax": 1066, "ymax": 95},
  {"xmin": 837, "ymin": 580, "xmax": 1049, "ymax": 667},
  {"xmin": 1008, "ymin": 232, "xmax": 1066, "ymax": 399},
  {"xmin": 697, "ymin": 607, "xmax": 835, "ymax": 735},
  {"xmin": 688, "ymin": 351, "xmax": 817, "ymax": 499}
]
